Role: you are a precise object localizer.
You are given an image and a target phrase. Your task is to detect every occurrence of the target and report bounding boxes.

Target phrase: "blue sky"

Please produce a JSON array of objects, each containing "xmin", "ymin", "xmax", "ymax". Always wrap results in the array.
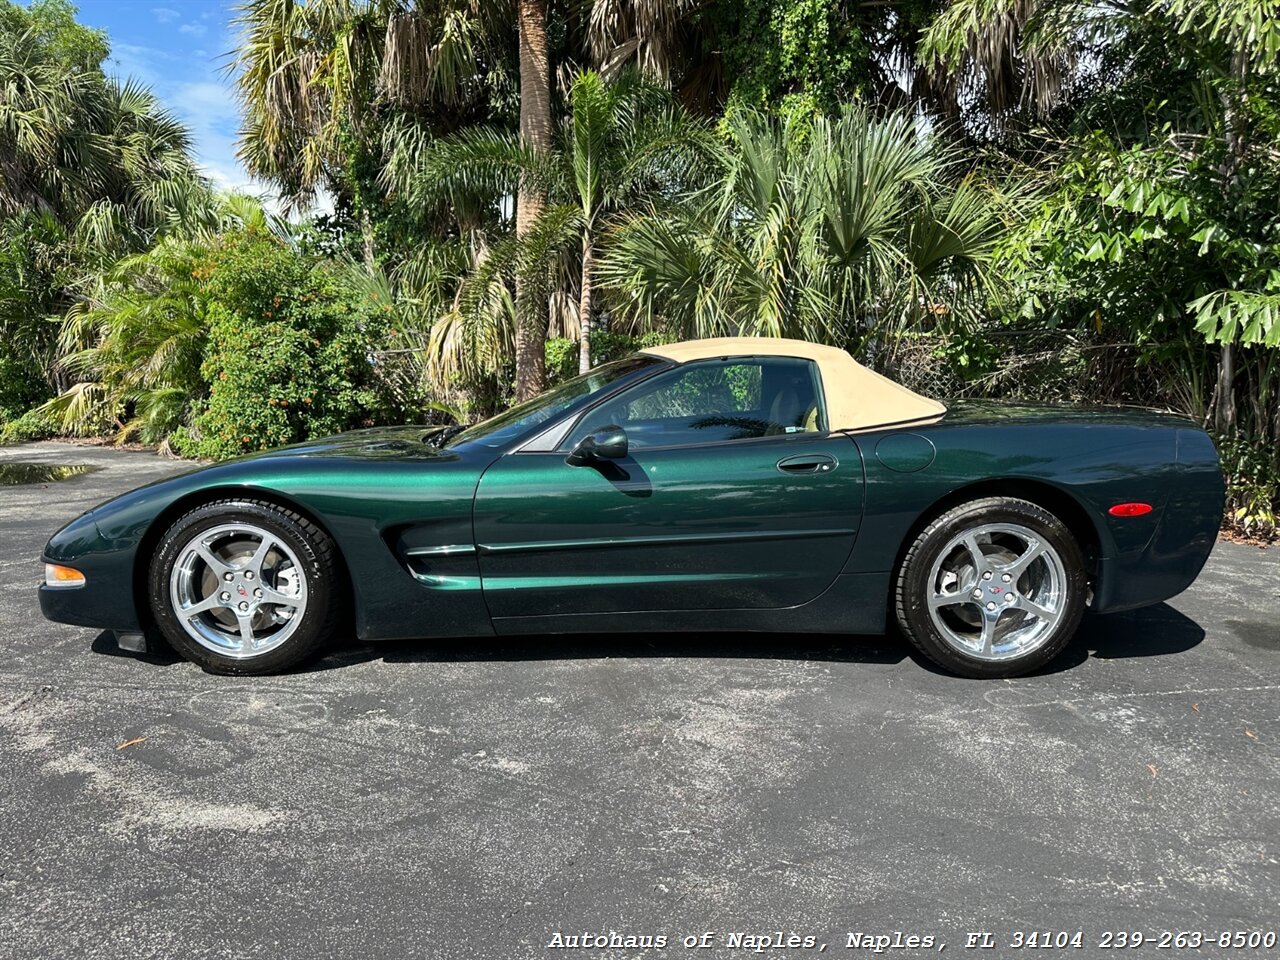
[{"xmin": 70, "ymin": 1, "xmax": 255, "ymax": 196}]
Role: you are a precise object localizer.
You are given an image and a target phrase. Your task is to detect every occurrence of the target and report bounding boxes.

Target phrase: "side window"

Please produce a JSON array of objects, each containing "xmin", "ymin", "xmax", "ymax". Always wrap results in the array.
[
  {"xmin": 564, "ymin": 356, "xmax": 825, "ymax": 450},
  {"xmin": 625, "ymin": 362, "xmax": 761, "ymax": 420}
]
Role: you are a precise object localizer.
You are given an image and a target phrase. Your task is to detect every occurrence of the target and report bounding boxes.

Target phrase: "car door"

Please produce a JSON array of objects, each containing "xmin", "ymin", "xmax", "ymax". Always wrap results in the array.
[{"xmin": 472, "ymin": 356, "xmax": 864, "ymax": 620}]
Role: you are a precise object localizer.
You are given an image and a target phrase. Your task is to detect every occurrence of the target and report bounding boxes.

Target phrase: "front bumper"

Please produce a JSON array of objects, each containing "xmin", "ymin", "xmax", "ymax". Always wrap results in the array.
[
  {"xmin": 38, "ymin": 578, "xmax": 143, "ymax": 632},
  {"xmin": 39, "ymin": 508, "xmax": 144, "ymax": 632}
]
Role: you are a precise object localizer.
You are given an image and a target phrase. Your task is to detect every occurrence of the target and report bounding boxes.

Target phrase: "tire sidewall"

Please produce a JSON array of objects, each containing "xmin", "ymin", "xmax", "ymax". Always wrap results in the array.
[
  {"xmin": 149, "ymin": 500, "xmax": 334, "ymax": 674},
  {"xmin": 897, "ymin": 498, "xmax": 1087, "ymax": 678}
]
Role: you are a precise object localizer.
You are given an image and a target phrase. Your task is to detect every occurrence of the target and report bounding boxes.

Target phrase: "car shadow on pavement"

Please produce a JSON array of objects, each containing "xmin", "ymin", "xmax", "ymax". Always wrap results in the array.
[
  {"xmin": 311, "ymin": 600, "xmax": 1205, "ymax": 676},
  {"xmin": 902, "ymin": 601, "xmax": 1206, "ymax": 678},
  {"xmin": 316, "ymin": 631, "xmax": 910, "ymax": 671},
  {"xmin": 90, "ymin": 630, "xmax": 185, "ymax": 666},
  {"xmin": 88, "ymin": 601, "xmax": 1204, "ymax": 676},
  {"xmin": 1048, "ymin": 601, "xmax": 1206, "ymax": 671}
]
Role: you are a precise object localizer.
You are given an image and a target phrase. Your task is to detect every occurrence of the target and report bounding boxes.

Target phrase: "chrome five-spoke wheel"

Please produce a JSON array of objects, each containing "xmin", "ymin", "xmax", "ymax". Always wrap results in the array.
[
  {"xmin": 151, "ymin": 499, "xmax": 340, "ymax": 674},
  {"xmin": 169, "ymin": 523, "xmax": 308, "ymax": 658},
  {"xmin": 926, "ymin": 522, "xmax": 1067, "ymax": 661},
  {"xmin": 895, "ymin": 496, "xmax": 1087, "ymax": 678}
]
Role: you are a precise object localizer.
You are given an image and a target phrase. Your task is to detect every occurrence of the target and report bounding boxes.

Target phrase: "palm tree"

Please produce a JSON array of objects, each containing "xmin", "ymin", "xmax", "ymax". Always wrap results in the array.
[
  {"xmin": 42, "ymin": 236, "xmax": 213, "ymax": 440},
  {"xmin": 416, "ymin": 70, "xmax": 709, "ymax": 377},
  {"xmin": 1, "ymin": 19, "xmax": 216, "ymax": 406},
  {"xmin": 71, "ymin": 80, "xmax": 219, "ymax": 258},
  {"xmin": 233, "ymin": 0, "xmax": 550, "ymax": 391},
  {"xmin": 0, "ymin": 24, "xmax": 99, "ymax": 218},
  {"xmin": 232, "ymin": 0, "xmax": 707, "ymax": 398},
  {"xmin": 916, "ymin": 0, "xmax": 1280, "ymax": 134},
  {"xmin": 515, "ymin": 0, "xmax": 553, "ymax": 396},
  {"xmin": 0, "ymin": 26, "xmax": 212, "ymax": 239},
  {"xmin": 601, "ymin": 106, "xmax": 1024, "ymax": 353},
  {"xmin": 234, "ymin": 0, "xmax": 388, "ymax": 263},
  {"xmin": 915, "ymin": 0, "xmax": 1079, "ymax": 133}
]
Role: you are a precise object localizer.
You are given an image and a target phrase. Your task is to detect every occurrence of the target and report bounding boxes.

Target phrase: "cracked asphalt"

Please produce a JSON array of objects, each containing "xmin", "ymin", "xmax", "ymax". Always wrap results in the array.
[{"xmin": 1, "ymin": 441, "xmax": 1278, "ymax": 960}]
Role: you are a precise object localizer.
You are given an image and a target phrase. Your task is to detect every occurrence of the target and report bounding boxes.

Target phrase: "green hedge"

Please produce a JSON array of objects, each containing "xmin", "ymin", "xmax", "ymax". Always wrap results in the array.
[
  {"xmin": 178, "ymin": 235, "xmax": 394, "ymax": 460},
  {"xmin": 0, "ymin": 353, "xmax": 51, "ymax": 424},
  {"xmin": 0, "ymin": 408, "xmax": 55, "ymax": 444}
]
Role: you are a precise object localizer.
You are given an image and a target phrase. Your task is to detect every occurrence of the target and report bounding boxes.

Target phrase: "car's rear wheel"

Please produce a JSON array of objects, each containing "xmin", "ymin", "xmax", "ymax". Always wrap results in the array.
[
  {"xmin": 895, "ymin": 497, "xmax": 1087, "ymax": 678},
  {"xmin": 149, "ymin": 499, "xmax": 342, "ymax": 675}
]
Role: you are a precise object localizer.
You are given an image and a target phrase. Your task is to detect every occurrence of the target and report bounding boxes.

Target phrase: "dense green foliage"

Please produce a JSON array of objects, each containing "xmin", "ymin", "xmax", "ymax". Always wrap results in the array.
[
  {"xmin": 604, "ymin": 107, "xmax": 1021, "ymax": 347},
  {"xmin": 544, "ymin": 330, "xmax": 672, "ymax": 383},
  {"xmin": 0, "ymin": 407, "xmax": 55, "ymax": 444},
  {"xmin": 956, "ymin": 0, "xmax": 1280, "ymax": 536},
  {"xmin": 715, "ymin": 0, "xmax": 875, "ymax": 117},
  {"xmin": 1, "ymin": 0, "xmax": 1279, "ymax": 538},
  {"xmin": 186, "ymin": 235, "xmax": 394, "ymax": 459}
]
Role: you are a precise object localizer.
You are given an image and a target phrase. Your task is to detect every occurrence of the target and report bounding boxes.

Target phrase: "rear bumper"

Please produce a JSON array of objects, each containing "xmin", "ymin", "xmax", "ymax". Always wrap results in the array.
[
  {"xmin": 1091, "ymin": 541, "xmax": 1217, "ymax": 613},
  {"xmin": 1092, "ymin": 428, "xmax": 1223, "ymax": 613}
]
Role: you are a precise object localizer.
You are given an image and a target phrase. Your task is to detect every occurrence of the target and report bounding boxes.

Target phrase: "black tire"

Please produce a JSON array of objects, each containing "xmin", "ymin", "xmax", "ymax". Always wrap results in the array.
[
  {"xmin": 894, "ymin": 496, "xmax": 1087, "ymax": 678},
  {"xmin": 149, "ymin": 498, "xmax": 344, "ymax": 675}
]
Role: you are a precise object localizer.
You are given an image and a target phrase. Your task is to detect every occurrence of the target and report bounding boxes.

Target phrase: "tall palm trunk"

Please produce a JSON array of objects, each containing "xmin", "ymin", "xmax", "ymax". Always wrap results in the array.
[
  {"xmin": 1212, "ymin": 342, "xmax": 1236, "ymax": 433},
  {"xmin": 578, "ymin": 234, "xmax": 595, "ymax": 373},
  {"xmin": 515, "ymin": 0, "xmax": 552, "ymax": 400},
  {"xmin": 1213, "ymin": 46, "xmax": 1248, "ymax": 434}
]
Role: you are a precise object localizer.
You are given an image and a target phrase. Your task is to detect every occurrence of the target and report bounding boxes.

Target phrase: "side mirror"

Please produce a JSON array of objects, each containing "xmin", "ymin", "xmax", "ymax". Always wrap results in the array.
[{"xmin": 566, "ymin": 424, "xmax": 628, "ymax": 466}]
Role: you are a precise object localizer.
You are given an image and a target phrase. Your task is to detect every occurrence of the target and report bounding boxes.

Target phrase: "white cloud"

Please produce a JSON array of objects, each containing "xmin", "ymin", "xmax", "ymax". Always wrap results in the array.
[
  {"xmin": 171, "ymin": 80, "xmax": 247, "ymax": 185},
  {"xmin": 171, "ymin": 80, "xmax": 238, "ymax": 119},
  {"xmin": 102, "ymin": 18, "xmax": 293, "ymax": 214},
  {"xmin": 152, "ymin": 7, "xmax": 180, "ymax": 23},
  {"xmin": 107, "ymin": 42, "xmax": 170, "ymax": 87}
]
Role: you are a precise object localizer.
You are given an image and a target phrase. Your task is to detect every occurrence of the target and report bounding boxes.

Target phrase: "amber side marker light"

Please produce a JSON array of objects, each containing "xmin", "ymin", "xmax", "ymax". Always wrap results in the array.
[
  {"xmin": 1108, "ymin": 502, "xmax": 1154, "ymax": 518},
  {"xmin": 44, "ymin": 563, "xmax": 85, "ymax": 588}
]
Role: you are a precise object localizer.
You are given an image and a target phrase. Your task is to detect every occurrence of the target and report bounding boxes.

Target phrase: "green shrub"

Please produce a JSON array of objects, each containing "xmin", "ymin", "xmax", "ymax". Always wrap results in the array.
[
  {"xmin": 187, "ymin": 254, "xmax": 394, "ymax": 460},
  {"xmin": 0, "ymin": 408, "xmax": 56, "ymax": 445},
  {"xmin": 166, "ymin": 425, "xmax": 200, "ymax": 459},
  {"xmin": 544, "ymin": 337, "xmax": 578, "ymax": 384},
  {"xmin": 1216, "ymin": 432, "xmax": 1279, "ymax": 540}
]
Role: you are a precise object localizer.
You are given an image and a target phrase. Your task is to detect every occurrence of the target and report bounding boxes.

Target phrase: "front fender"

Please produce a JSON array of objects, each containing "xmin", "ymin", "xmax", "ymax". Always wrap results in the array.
[{"xmin": 40, "ymin": 446, "xmax": 501, "ymax": 642}]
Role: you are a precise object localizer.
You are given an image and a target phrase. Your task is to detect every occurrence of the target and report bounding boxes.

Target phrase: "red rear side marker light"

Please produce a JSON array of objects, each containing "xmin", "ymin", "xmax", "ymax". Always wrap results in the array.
[{"xmin": 1108, "ymin": 502, "xmax": 1153, "ymax": 517}]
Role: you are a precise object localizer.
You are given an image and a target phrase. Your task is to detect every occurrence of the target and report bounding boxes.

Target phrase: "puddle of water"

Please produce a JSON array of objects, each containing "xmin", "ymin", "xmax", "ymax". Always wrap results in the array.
[{"xmin": 0, "ymin": 462, "xmax": 101, "ymax": 485}]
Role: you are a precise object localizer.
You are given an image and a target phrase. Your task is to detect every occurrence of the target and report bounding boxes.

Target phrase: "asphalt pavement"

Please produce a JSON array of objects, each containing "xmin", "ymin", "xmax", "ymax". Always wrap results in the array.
[{"xmin": 1, "ymin": 441, "xmax": 1277, "ymax": 960}]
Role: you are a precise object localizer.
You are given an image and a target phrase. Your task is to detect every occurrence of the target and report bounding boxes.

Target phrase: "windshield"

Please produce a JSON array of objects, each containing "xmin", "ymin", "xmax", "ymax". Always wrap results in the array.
[{"xmin": 444, "ymin": 355, "xmax": 664, "ymax": 449}]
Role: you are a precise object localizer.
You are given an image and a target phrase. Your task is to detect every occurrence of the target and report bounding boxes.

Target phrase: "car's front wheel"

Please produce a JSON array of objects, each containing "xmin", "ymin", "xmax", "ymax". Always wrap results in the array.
[
  {"xmin": 149, "ymin": 499, "xmax": 343, "ymax": 674},
  {"xmin": 895, "ymin": 496, "xmax": 1087, "ymax": 678}
]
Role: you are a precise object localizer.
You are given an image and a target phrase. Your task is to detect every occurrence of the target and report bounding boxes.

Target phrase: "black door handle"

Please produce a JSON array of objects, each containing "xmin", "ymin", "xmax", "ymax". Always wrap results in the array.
[{"xmin": 777, "ymin": 454, "xmax": 837, "ymax": 474}]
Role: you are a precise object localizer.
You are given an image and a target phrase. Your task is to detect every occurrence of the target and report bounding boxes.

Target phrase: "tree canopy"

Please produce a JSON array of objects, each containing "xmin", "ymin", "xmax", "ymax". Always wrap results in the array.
[{"xmin": 1, "ymin": 0, "xmax": 1279, "ymax": 536}]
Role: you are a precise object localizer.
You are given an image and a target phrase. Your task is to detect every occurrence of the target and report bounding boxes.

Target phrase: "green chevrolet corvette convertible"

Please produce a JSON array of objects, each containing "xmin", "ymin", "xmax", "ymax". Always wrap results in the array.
[{"xmin": 39, "ymin": 337, "xmax": 1224, "ymax": 678}]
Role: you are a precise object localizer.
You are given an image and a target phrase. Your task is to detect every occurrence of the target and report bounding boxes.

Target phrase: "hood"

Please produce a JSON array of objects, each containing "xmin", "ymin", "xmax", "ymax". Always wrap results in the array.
[
  {"xmin": 223, "ymin": 425, "xmax": 460, "ymax": 464},
  {"xmin": 48, "ymin": 425, "xmax": 479, "ymax": 559}
]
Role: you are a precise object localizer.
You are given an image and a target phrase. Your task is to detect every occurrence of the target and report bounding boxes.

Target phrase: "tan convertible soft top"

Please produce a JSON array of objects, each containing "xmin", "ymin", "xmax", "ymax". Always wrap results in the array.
[{"xmin": 640, "ymin": 337, "xmax": 946, "ymax": 432}]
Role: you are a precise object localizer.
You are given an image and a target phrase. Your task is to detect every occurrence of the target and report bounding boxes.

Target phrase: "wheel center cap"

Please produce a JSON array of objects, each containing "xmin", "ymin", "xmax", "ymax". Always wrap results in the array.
[{"xmin": 982, "ymin": 578, "xmax": 1016, "ymax": 603}]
